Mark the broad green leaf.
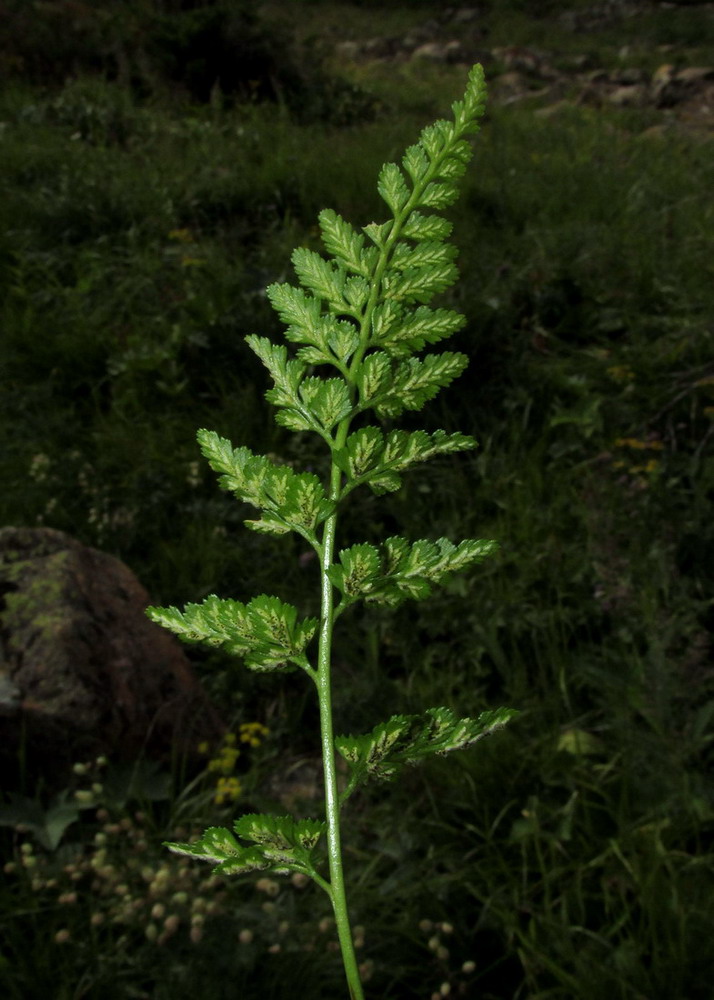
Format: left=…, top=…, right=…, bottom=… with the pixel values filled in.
left=0, top=793, right=80, bottom=852
left=336, top=706, right=519, bottom=785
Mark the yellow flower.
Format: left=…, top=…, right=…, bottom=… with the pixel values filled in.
left=239, top=722, right=269, bottom=748
left=614, top=437, right=649, bottom=450
left=614, top=437, right=664, bottom=453
left=208, top=746, right=240, bottom=774
left=606, top=365, right=635, bottom=383
left=214, top=777, right=242, bottom=805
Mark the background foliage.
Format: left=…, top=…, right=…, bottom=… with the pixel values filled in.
left=1, top=1, right=713, bottom=997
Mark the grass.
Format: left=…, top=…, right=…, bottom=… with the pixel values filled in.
left=1, top=4, right=714, bottom=996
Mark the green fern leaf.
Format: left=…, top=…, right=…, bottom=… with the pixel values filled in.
left=318, top=208, right=377, bottom=277
left=327, top=543, right=381, bottom=597
left=383, top=262, right=459, bottom=304
left=418, top=181, right=460, bottom=210
left=372, top=352, right=469, bottom=417
left=400, top=212, right=453, bottom=242
left=375, top=305, right=465, bottom=357
left=363, top=220, right=393, bottom=248
left=355, top=352, right=393, bottom=406
left=292, top=247, right=347, bottom=311
left=334, top=427, right=476, bottom=497
left=164, top=826, right=243, bottom=864
left=234, top=813, right=326, bottom=851
left=165, top=814, right=326, bottom=878
left=146, top=593, right=318, bottom=671
left=336, top=706, right=519, bottom=785
left=390, top=241, right=458, bottom=273
left=299, top=377, right=353, bottom=430
left=344, top=275, right=371, bottom=311
left=266, top=283, right=322, bottom=344
left=377, top=161, right=411, bottom=214
left=329, top=535, right=498, bottom=608
left=401, top=143, right=429, bottom=184
left=197, top=429, right=332, bottom=537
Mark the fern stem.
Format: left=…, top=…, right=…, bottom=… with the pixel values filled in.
left=317, top=451, right=365, bottom=1000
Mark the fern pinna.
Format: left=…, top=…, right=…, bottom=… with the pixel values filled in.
left=148, top=65, right=517, bottom=999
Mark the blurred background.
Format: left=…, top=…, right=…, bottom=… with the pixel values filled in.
left=1, top=1, right=713, bottom=997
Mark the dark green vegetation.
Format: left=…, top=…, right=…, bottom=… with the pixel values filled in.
left=1, top=2, right=713, bottom=998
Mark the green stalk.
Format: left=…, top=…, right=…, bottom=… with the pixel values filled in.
left=316, top=448, right=365, bottom=1000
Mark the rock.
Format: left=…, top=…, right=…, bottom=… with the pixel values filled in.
left=649, top=62, right=713, bottom=108
left=608, top=84, right=648, bottom=107
left=334, top=40, right=360, bottom=61
left=560, top=2, right=646, bottom=33
left=614, top=67, right=648, bottom=85
left=675, top=66, right=714, bottom=85
left=534, top=100, right=577, bottom=118
left=490, top=70, right=530, bottom=98
left=411, top=40, right=465, bottom=64
left=490, top=71, right=556, bottom=106
left=652, top=63, right=676, bottom=83
left=637, top=124, right=669, bottom=140
left=492, top=45, right=558, bottom=79
left=401, top=20, right=442, bottom=50
left=562, top=53, right=597, bottom=72
left=650, top=64, right=678, bottom=106
left=0, top=527, right=224, bottom=787
left=585, top=68, right=611, bottom=84
left=361, top=36, right=399, bottom=59
left=449, top=7, right=483, bottom=25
